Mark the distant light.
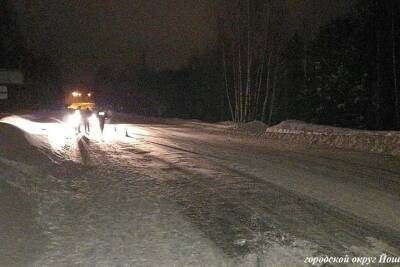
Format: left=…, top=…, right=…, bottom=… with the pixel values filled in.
left=88, top=93, right=92, bottom=97
left=72, top=91, right=80, bottom=97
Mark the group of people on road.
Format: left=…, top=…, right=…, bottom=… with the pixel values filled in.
left=75, top=107, right=108, bottom=134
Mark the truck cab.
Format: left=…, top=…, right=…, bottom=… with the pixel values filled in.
left=65, top=90, right=96, bottom=111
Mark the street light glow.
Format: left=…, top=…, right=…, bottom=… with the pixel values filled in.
left=72, top=91, right=80, bottom=97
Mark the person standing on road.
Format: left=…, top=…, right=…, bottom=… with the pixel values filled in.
left=98, top=110, right=107, bottom=134
left=83, top=108, right=92, bottom=134
left=77, top=106, right=82, bottom=133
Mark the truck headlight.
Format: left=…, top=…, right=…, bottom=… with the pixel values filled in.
left=67, top=110, right=81, bottom=127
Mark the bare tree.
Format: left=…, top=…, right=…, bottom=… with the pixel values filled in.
left=222, top=45, right=234, bottom=121
left=218, top=0, right=289, bottom=123
left=218, top=0, right=349, bottom=124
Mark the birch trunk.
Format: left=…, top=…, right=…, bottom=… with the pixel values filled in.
left=261, top=52, right=273, bottom=122
left=254, top=63, right=264, bottom=120
left=268, top=64, right=279, bottom=125
left=222, top=45, right=234, bottom=121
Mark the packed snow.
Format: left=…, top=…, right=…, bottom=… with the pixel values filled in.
left=265, top=120, right=400, bottom=156
left=1, top=113, right=399, bottom=266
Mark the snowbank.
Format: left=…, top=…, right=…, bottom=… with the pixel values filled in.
left=111, top=112, right=166, bottom=124
left=232, top=121, right=269, bottom=136
left=0, top=113, right=11, bottom=119
left=0, top=115, right=78, bottom=165
left=265, top=120, right=400, bottom=156
left=0, top=122, right=51, bottom=165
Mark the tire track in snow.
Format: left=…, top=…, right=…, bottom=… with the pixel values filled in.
left=108, top=127, right=400, bottom=260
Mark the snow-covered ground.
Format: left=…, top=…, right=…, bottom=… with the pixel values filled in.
left=1, top=113, right=400, bottom=266
left=265, top=120, right=400, bottom=156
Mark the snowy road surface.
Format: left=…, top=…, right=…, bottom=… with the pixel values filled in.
left=0, top=114, right=400, bottom=266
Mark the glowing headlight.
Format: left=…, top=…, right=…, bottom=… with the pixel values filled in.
left=89, top=113, right=99, bottom=125
left=67, top=110, right=81, bottom=127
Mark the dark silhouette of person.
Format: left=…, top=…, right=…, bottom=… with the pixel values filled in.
left=77, top=106, right=82, bottom=133
left=83, top=108, right=92, bottom=134
left=98, top=110, right=107, bottom=133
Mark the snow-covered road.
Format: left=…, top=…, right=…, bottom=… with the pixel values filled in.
left=1, top=114, right=399, bottom=266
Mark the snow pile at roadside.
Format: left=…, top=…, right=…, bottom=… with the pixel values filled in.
left=0, top=115, right=78, bottom=165
left=265, top=120, right=400, bottom=156
left=0, top=122, right=52, bottom=165
left=234, top=121, right=269, bottom=135
left=111, top=112, right=165, bottom=124
left=0, top=113, right=11, bottom=119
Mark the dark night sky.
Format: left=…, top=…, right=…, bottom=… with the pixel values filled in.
left=12, top=0, right=350, bottom=88
left=13, top=0, right=218, bottom=87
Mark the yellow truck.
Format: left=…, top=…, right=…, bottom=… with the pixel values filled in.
left=65, top=90, right=96, bottom=111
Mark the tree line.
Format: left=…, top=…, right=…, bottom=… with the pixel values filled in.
left=217, top=0, right=400, bottom=129
left=93, top=51, right=226, bottom=121
left=2, top=0, right=399, bottom=130
left=95, top=0, right=399, bottom=130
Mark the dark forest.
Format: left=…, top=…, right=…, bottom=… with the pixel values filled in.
left=1, top=0, right=399, bottom=130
